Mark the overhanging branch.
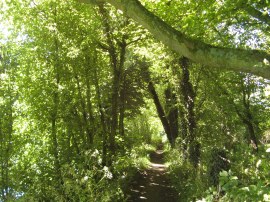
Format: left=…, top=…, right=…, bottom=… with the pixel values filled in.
left=78, top=0, right=270, bottom=79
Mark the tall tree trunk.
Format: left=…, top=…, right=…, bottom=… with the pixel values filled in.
left=85, top=53, right=95, bottom=142
left=179, top=108, right=188, bottom=157
left=93, top=64, right=108, bottom=166
left=171, top=63, right=188, bottom=156
left=110, top=39, right=127, bottom=157
left=119, top=82, right=126, bottom=137
left=99, top=5, right=127, bottom=162
left=143, top=63, right=175, bottom=146
left=74, top=108, right=87, bottom=146
left=51, top=7, right=65, bottom=195
left=243, top=118, right=258, bottom=151
left=179, top=57, right=200, bottom=167
left=51, top=65, right=64, bottom=196
left=74, top=75, right=93, bottom=146
left=99, top=5, right=118, bottom=157
left=110, top=68, right=120, bottom=154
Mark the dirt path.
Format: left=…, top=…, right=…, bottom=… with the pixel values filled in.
left=126, top=149, right=179, bottom=202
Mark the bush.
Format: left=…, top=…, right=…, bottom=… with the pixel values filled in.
left=166, top=148, right=206, bottom=201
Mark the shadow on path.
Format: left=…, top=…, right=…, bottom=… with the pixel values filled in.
left=126, top=147, right=179, bottom=202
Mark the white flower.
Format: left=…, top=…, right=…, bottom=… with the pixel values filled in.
left=91, top=149, right=99, bottom=158
left=263, top=58, right=269, bottom=66
left=105, top=171, right=113, bottom=179
left=98, top=158, right=102, bottom=165
left=83, top=176, right=88, bottom=181
left=103, top=166, right=113, bottom=179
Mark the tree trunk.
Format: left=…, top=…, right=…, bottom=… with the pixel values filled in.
left=99, top=5, right=118, bottom=158
left=99, top=5, right=128, bottom=162
left=110, top=69, right=120, bottom=154
left=85, top=53, right=95, bottom=142
left=148, top=81, right=174, bottom=146
left=164, top=86, right=179, bottom=144
left=51, top=74, right=64, bottom=196
left=179, top=57, right=200, bottom=167
left=51, top=7, right=65, bottom=195
left=241, top=79, right=259, bottom=151
left=93, top=64, right=108, bottom=166
left=243, top=118, right=258, bottom=151
left=75, top=75, right=93, bottom=146
left=119, top=85, right=126, bottom=137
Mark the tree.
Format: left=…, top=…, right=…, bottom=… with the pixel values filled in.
left=79, top=0, right=270, bottom=79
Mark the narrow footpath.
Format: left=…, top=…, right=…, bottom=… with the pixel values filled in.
left=126, top=147, right=179, bottom=202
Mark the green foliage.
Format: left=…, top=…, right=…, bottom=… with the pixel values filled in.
left=1, top=0, right=270, bottom=201
left=199, top=146, right=270, bottom=202
left=16, top=148, right=123, bottom=202
left=124, top=105, right=164, bottom=147
left=200, top=170, right=270, bottom=202
left=166, top=148, right=206, bottom=201
left=207, top=148, right=230, bottom=186
left=125, top=114, right=153, bottom=145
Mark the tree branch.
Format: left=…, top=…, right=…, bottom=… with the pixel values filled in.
left=78, top=0, right=270, bottom=79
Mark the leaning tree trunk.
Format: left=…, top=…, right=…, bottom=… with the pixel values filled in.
left=164, top=86, right=179, bottom=145
left=148, top=81, right=174, bottom=146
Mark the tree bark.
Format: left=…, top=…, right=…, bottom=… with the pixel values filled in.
left=93, top=63, right=108, bottom=166
left=79, top=0, right=270, bottom=79
left=74, top=75, right=93, bottom=145
left=180, top=57, right=200, bottom=167
left=84, top=53, right=95, bottom=142
left=51, top=69, right=64, bottom=197
left=119, top=84, right=126, bottom=137
left=148, top=81, right=174, bottom=146
left=180, top=58, right=196, bottom=139
left=241, top=77, right=259, bottom=151
left=93, top=65, right=109, bottom=166
left=164, top=86, right=179, bottom=145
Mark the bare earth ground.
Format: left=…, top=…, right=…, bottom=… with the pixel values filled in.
left=126, top=149, right=179, bottom=202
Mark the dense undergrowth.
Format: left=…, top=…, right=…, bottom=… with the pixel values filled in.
left=16, top=143, right=155, bottom=202
left=9, top=112, right=159, bottom=202
left=166, top=143, right=270, bottom=202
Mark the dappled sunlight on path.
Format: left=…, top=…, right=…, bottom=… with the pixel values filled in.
left=126, top=149, right=179, bottom=202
